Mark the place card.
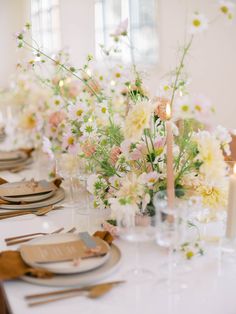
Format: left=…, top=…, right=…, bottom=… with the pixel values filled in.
left=0, top=180, right=57, bottom=197
left=79, top=232, right=97, bottom=248
left=20, top=237, right=108, bottom=263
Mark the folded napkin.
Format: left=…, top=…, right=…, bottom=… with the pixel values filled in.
left=18, top=148, right=34, bottom=158
left=0, top=231, right=113, bottom=281
left=93, top=231, right=114, bottom=246
left=0, top=178, right=8, bottom=186
left=0, top=251, right=53, bottom=280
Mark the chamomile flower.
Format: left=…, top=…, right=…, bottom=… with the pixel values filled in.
left=80, top=121, right=97, bottom=137
left=68, top=102, right=87, bottom=121
left=189, top=13, right=208, bottom=34
left=62, top=130, right=78, bottom=154
left=174, top=96, right=193, bottom=120
left=219, top=1, right=235, bottom=19
left=192, top=94, right=214, bottom=124
left=97, top=101, right=109, bottom=114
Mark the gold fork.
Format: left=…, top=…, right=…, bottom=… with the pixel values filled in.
left=0, top=205, right=63, bottom=220
left=5, top=227, right=76, bottom=246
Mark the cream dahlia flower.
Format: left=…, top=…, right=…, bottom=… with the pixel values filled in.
left=124, top=101, right=153, bottom=141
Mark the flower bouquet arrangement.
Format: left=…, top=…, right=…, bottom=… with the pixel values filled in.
left=14, top=2, right=234, bottom=226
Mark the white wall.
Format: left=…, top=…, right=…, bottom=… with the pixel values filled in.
left=60, top=0, right=95, bottom=67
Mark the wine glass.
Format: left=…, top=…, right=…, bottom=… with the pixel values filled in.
left=116, top=208, right=157, bottom=283
left=153, top=189, right=201, bottom=290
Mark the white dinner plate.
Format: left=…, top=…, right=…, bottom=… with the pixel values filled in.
left=0, top=187, right=65, bottom=210
left=21, top=244, right=121, bottom=287
left=1, top=190, right=55, bottom=203
left=20, top=233, right=111, bottom=274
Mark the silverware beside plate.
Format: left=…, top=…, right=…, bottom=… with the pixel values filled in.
left=25, top=280, right=125, bottom=307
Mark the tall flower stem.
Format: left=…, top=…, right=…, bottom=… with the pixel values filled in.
left=21, top=39, right=102, bottom=102
left=169, top=36, right=194, bottom=109
left=144, top=130, right=154, bottom=171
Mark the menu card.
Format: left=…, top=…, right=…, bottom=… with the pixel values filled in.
left=0, top=180, right=57, bottom=197
left=20, top=237, right=109, bottom=263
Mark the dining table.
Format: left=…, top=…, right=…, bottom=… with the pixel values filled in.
left=0, top=153, right=236, bottom=314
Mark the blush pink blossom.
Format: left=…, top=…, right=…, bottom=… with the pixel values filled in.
left=81, top=141, right=96, bottom=157
left=67, top=81, right=80, bottom=98
left=130, top=142, right=147, bottom=161
left=154, top=138, right=165, bottom=149
left=49, top=111, right=66, bottom=127
left=109, top=146, right=121, bottom=165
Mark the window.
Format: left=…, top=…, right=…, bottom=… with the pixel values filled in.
left=31, top=0, right=61, bottom=54
left=95, top=0, right=159, bottom=64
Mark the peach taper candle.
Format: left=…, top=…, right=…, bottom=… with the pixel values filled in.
left=226, top=163, right=236, bottom=239
left=166, top=103, right=175, bottom=208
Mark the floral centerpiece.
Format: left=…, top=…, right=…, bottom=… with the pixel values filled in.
left=14, top=2, right=234, bottom=223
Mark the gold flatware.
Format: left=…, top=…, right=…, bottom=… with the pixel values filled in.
left=5, top=227, right=65, bottom=242
left=6, top=227, right=76, bottom=246
left=25, top=281, right=125, bottom=307
left=0, top=205, right=64, bottom=220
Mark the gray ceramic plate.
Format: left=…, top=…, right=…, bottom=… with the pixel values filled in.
left=0, top=188, right=65, bottom=210
left=1, top=190, right=55, bottom=203
left=21, top=244, right=121, bottom=287
left=20, top=233, right=111, bottom=274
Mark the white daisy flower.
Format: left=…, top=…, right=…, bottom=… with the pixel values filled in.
left=80, top=121, right=97, bottom=137
left=173, top=96, right=193, bottom=120
left=95, top=101, right=109, bottom=117
left=219, top=1, right=235, bottom=19
left=68, top=102, right=87, bottom=121
left=189, top=13, right=208, bottom=34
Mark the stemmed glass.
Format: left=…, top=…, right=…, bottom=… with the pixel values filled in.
left=116, top=209, right=157, bottom=283
left=55, top=152, right=79, bottom=207
left=153, top=189, right=201, bottom=290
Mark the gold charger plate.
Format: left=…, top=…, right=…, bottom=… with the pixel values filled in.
left=21, top=244, right=121, bottom=287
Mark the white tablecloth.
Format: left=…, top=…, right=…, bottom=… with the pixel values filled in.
left=1, top=161, right=236, bottom=314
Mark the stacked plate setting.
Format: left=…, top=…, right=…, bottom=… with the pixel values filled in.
left=0, top=179, right=65, bottom=210
left=0, top=128, right=6, bottom=143
left=0, top=150, right=32, bottom=171
left=20, top=233, right=121, bottom=287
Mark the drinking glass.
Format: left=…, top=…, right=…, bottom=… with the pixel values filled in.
left=153, top=189, right=201, bottom=290
left=117, top=209, right=157, bottom=283
left=55, top=153, right=79, bottom=207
